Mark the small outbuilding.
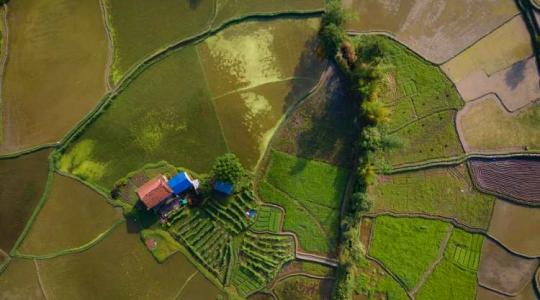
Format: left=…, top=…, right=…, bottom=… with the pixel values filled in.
left=167, top=172, right=199, bottom=195
left=137, top=175, right=173, bottom=210
left=214, top=181, right=234, bottom=196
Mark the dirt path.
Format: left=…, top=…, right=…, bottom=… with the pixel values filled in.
left=295, top=252, right=338, bottom=268
left=33, top=259, right=49, bottom=300
left=98, top=0, right=114, bottom=91
left=410, top=225, right=453, bottom=296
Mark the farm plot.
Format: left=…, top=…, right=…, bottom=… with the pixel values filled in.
left=488, top=200, right=540, bottom=257
left=353, top=35, right=464, bottom=165
left=442, top=15, right=532, bottom=83
left=257, top=181, right=338, bottom=255
left=251, top=205, right=282, bottom=233
left=368, top=216, right=451, bottom=291
left=477, top=283, right=538, bottom=300
left=0, top=259, right=45, bottom=299
left=0, top=0, right=108, bottom=153
left=272, top=66, right=357, bottom=167
left=36, top=221, right=221, bottom=299
left=18, top=174, right=122, bottom=255
left=105, top=0, right=214, bottom=82
left=59, top=47, right=227, bottom=189
left=416, top=229, right=483, bottom=300
left=0, top=149, right=50, bottom=252
left=273, top=275, right=334, bottom=300
left=213, top=79, right=316, bottom=168
left=344, top=0, right=518, bottom=64
left=212, top=0, right=324, bottom=29
left=257, top=150, right=348, bottom=256
left=455, top=57, right=540, bottom=112
left=198, top=17, right=323, bottom=97
left=469, top=158, right=540, bottom=204
left=354, top=256, right=409, bottom=300
left=458, top=97, right=540, bottom=153
left=231, top=231, right=294, bottom=297
left=370, top=165, right=495, bottom=229
left=478, top=239, right=539, bottom=296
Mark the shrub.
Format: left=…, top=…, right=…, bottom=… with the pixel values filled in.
left=320, top=23, right=345, bottom=58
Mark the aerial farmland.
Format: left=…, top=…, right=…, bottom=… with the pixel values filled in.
left=1, top=0, right=539, bottom=299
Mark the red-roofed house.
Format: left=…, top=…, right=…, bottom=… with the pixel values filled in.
left=137, top=175, right=173, bottom=210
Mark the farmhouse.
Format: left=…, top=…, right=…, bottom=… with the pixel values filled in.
left=136, top=171, right=199, bottom=210
left=136, top=175, right=173, bottom=210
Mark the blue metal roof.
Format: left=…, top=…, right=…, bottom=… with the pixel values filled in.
left=214, top=181, right=234, bottom=195
left=167, top=172, right=193, bottom=195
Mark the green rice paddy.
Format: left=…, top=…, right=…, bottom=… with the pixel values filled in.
left=370, top=165, right=495, bottom=229
left=105, top=0, right=215, bottom=82
left=0, top=0, right=108, bottom=153
left=0, top=149, right=50, bottom=252
left=60, top=46, right=227, bottom=189
left=368, top=216, right=450, bottom=290
left=18, top=174, right=122, bottom=255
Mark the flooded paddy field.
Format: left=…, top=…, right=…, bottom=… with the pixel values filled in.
left=458, top=97, right=540, bottom=153
left=0, top=258, right=45, bottom=299
left=478, top=239, right=539, bottom=296
left=0, top=149, right=50, bottom=252
left=60, top=46, right=227, bottom=189
left=18, top=174, right=123, bottom=255
left=0, top=0, right=108, bottom=153
left=36, top=221, right=222, bottom=299
left=469, top=158, right=540, bottom=204
left=488, top=200, right=540, bottom=257
left=343, top=0, right=518, bottom=63
left=106, top=0, right=214, bottom=81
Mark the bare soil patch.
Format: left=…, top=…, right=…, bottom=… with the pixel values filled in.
left=477, top=283, right=538, bottom=300
left=456, top=57, right=540, bottom=112
left=344, top=0, right=518, bottom=63
left=478, top=239, right=539, bottom=296
left=470, top=158, right=540, bottom=204
left=488, top=200, right=540, bottom=257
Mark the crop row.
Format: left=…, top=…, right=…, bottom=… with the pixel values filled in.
left=445, top=233, right=483, bottom=271
left=204, top=189, right=256, bottom=234
left=167, top=208, right=232, bottom=282
left=251, top=206, right=281, bottom=232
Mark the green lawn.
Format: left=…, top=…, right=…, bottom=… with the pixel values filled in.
left=416, top=229, right=483, bottom=300
left=368, top=216, right=451, bottom=290
left=59, top=46, right=227, bottom=189
left=140, top=229, right=181, bottom=263
left=370, top=165, right=495, bottom=229
left=106, top=0, right=214, bottom=82
left=353, top=35, right=464, bottom=165
left=301, top=261, right=335, bottom=277
left=265, top=150, right=349, bottom=209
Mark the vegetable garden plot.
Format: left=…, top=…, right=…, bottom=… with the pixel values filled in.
left=252, top=206, right=282, bottom=233
left=469, top=158, right=540, bottom=204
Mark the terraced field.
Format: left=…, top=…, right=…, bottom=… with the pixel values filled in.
left=0, top=0, right=108, bottom=153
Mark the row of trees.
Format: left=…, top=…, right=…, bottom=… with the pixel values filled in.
left=318, top=2, right=401, bottom=299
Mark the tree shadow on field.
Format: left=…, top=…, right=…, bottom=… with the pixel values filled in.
left=188, top=0, right=201, bottom=9
left=505, top=59, right=527, bottom=90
